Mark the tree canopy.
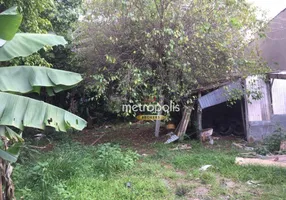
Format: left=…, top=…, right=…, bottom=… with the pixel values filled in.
left=0, top=0, right=83, bottom=67
left=77, top=0, right=268, bottom=111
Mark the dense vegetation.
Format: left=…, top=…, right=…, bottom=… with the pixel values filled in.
left=77, top=0, right=269, bottom=116
left=0, top=0, right=284, bottom=199
left=0, top=4, right=86, bottom=199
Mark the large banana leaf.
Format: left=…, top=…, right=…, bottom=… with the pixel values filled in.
left=0, top=33, right=67, bottom=61
left=0, top=92, right=87, bottom=132
left=0, top=126, right=22, bottom=163
left=0, top=6, right=22, bottom=41
left=0, top=66, right=82, bottom=95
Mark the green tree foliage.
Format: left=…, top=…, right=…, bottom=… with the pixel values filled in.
left=0, top=7, right=86, bottom=199
left=0, top=0, right=54, bottom=66
left=0, top=0, right=83, bottom=67
left=0, top=6, right=87, bottom=158
left=0, top=0, right=52, bottom=33
left=41, top=0, right=85, bottom=77
left=77, top=0, right=269, bottom=112
left=44, top=0, right=83, bottom=38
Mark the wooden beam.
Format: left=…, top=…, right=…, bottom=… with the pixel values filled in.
left=176, top=106, right=193, bottom=141
left=197, top=91, right=202, bottom=135
left=268, top=73, right=286, bottom=79
left=236, top=157, right=286, bottom=168
left=243, top=79, right=250, bottom=141
left=265, top=79, right=273, bottom=116
left=240, top=98, right=247, bottom=138
left=191, top=81, right=232, bottom=93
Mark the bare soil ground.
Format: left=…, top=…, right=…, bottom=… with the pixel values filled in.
left=73, top=122, right=242, bottom=152
left=73, top=123, right=168, bottom=154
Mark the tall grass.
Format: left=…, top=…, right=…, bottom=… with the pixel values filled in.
left=13, top=139, right=286, bottom=199
left=12, top=142, right=157, bottom=200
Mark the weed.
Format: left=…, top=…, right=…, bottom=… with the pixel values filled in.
left=175, top=185, right=189, bottom=197
left=255, top=127, right=286, bottom=154
left=264, top=127, right=286, bottom=152
left=200, top=172, right=216, bottom=185
left=17, top=142, right=41, bottom=163
left=95, top=143, right=139, bottom=176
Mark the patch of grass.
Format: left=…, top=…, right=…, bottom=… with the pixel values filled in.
left=66, top=176, right=170, bottom=200
left=151, top=141, right=286, bottom=185
left=162, top=170, right=181, bottom=180
left=12, top=137, right=286, bottom=200
left=95, top=143, right=139, bottom=176
left=261, top=184, right=286, bottom=200
left=129, top=162, right=163, bottom=177
left=13, top=142, right=143, bottom=199
left=200, top=172, right=216, bottom=185
left=151, top=140, right=286, bottom=199
left=13, top=143, right=96, bottom=199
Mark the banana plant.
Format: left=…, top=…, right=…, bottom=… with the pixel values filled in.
left=0, top=6, right=87, bottom=200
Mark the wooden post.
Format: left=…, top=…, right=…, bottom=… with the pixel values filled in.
left=197, top=91, right=202, bottom=135
left=154, top=95, right=164, bottom=137
left=266, top=78, right=273, bottom=116
left=175, top=105, right=193, bottom=141
left=243, top=79, right=250, bottom=140
left=240, top=99, right=246, bottom=137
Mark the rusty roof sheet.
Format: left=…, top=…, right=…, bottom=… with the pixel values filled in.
left=198, top=81, right=242, bottom=109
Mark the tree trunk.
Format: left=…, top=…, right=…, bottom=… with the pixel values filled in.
left=155, top=95, right=164, bottom=137
left=175, top=105, right=193, bottom=141
left=5, top=163, right=15, bottom=200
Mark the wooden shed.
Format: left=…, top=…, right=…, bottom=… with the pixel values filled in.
left=198, top=9, right=286, bottom=142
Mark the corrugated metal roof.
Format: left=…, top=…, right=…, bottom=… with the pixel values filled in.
left=269, top=71, right=286, bottom=79
left=198, top=81, right=242, bottom=109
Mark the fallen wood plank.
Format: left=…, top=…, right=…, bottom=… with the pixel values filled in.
left=29, top=145, right=49, bottom=149
left=232, top=142, right=244, bottom=149
left=239, top=152, right=258, bottom=158
left=170, top=144, right=192, bottom=151
left=260, top=155, right=286, bottom=162
left=235, top=157, right=286, bottom=168
left=171, top=147, right=192, bottom=151
left=175, top=106, right=193, bottom=141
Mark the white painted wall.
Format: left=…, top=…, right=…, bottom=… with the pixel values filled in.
left=272, top=79, right=286, bottom=114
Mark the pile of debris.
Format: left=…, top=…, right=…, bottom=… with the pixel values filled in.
left=234, top=140, right=286, bottom=168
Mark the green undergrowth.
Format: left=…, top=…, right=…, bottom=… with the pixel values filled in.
left=13, top=138, right=286, bottom=199
left=13, top=142, right=161, bottom=200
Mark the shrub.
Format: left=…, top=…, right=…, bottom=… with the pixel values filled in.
left=95, top=143, right=139, bottom=176
left=175, top=185, right=189, bottom=197
left=255, top=127, right=286, bottom=154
